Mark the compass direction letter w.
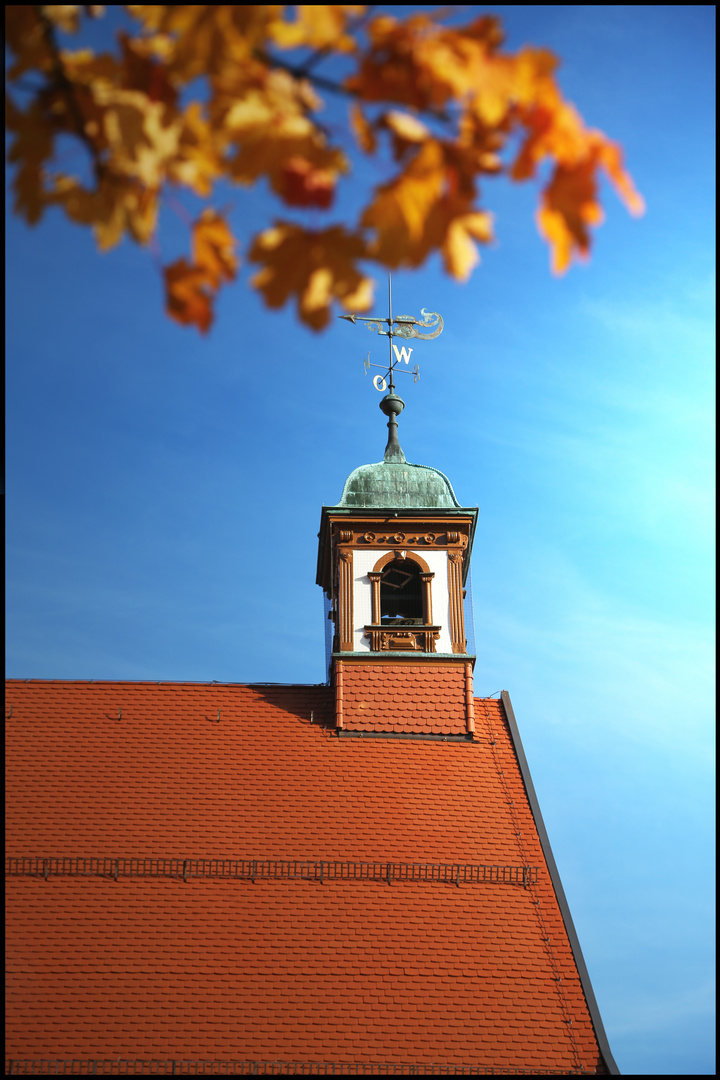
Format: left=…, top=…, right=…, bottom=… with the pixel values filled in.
left=392, top=344, right=414, bottom=365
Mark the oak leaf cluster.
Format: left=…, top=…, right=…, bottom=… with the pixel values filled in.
left=5, top=5, right=644, bottom=333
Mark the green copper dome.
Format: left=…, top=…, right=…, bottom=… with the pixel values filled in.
left=337, top=460, right=461, bottom=509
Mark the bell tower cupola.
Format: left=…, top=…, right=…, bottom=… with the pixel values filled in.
left=316, top=282, right=478, bottom=737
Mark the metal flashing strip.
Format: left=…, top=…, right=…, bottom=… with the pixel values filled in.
left=4, top=1063, right=598, bottom=1076
left=500, top=691, right=620, bottom=1077
left=6, top=856, right=537, bottom=887
left=338, top=730, right=473, bottom=742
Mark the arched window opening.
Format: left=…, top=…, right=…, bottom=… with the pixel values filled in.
left=380, top=559, right=423, bottom=624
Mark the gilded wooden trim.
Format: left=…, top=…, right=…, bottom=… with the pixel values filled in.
left=367, top=571, right=382, bottom=625
left=371, top=549, right=432, bottom=574
left=363, top=626, right=441, bottom=653
left=447, top=550, right=466, bottom=653
left=338, top=550, right=354, bottom=651
left=420, top=572, right=434, bottom=625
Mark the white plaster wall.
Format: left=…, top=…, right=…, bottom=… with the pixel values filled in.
left=352, top=548, right=452, bottom=652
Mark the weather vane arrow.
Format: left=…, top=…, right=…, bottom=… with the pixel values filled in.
left=338, top=309, right=444, bottom=341
left=338, top=273, right=444, bottom=464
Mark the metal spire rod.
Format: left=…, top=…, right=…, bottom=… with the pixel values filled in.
left=388, top=272, right=394, bottom=392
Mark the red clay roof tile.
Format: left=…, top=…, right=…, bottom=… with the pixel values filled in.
left=6, top=678, right=607, bottom=1074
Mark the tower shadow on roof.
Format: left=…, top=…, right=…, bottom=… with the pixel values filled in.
left=247, top=683, right=335, bottom=729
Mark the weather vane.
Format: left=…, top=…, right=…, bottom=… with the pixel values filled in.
left=338, top=274, right=444, bottom=464
left=338, top=273, right=443, bottom=395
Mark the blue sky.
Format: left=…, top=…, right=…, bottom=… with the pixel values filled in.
left=5, top=5, right=715, bottom=1075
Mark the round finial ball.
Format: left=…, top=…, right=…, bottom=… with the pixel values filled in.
left=379, top=393, right=405, bottom=418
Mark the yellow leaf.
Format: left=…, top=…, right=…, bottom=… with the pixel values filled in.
left=349, top=104, right=376, bottom=154
left=361, top=140, right=446, bottom=265
left=219, top=72, right=347, bottom=202
left=442, top=210, right=494, bottom=280
left=50, top=172, right=158, bottom=248
left=168, top=102, right=221, bottom=198
left=384, top=110, right=430, bottom=143
left=249, top=222, right=372, bottom=330
left=42, top=6, right=81, bottom=34
left=269, top=5, right=365, bottom=53
left=381, top=109, right=432, bottom=162
left=192, top=209, right=238, bottom=289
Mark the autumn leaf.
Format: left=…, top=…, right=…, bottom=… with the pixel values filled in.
left=163, top=210, right=237, bottom=333
left=164, top=257, right=214, bottom=334
left=167, top=102, right=222, bottom=198
left=50, top=173, right=158, bottom=248
left=5, top=4, right=644, bottom=330
left=192, top=209, right=238, bottom=289
left=361, top=140, right=447, bottom=266
left=5, top=7, right=55, bottom=79
left=217, top=69, right=347, bottom=203
left=441, top=207, right=494, bottom=280
left=42, top=6, right=83, bottom=34
left=381, top=109, right=431, bottom=161
left=269, top=5, right=366, bottom=53
left=249, top=223, right=373, bottom=330
left=349, top=103, right=376, bottom=154
left=5, top=94, right=56, bottom=224
left=278, top=156, right=335, bottom=208
left=536, top=136, right=643, bottom=274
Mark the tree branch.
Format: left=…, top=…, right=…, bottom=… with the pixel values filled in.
left=255, top=48, right=453, bottom=127
left=292, top=5, right=378, bottom=77
left=33, top=5, right=106, bottom=181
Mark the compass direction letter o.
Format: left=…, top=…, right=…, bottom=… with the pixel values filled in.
left=373, top=374, right=387, bottom=392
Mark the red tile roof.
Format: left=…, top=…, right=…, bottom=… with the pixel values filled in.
left=338, top=661, right=470, bottom=733
left=5, top=678, right=610, bottom=1074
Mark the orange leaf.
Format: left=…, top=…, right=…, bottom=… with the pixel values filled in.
left=219, top=70, right=347, bottom=202
left=192, top=209, right=238, bottom=289
left=441, top=209, right=494, bottom=280
left=597, top=139, right=645, bottom=216
left=361, top=139, right=447, bottom=266
left=269, top=5, right=365, bottom=53
left=42, top=6, right=82, bottom=34
left=249, top=222, right=372, bottom=330
left=5, top=95, right=56, bottom=225
left=537, top=158, right=603, bottom=274
left=5, top=7, right=54, bottom=79
left=164, top=257, right=214, bottom=334
left=279, top=156, right=336, bottom=208
left=349, top=103, right=376, bottom=154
